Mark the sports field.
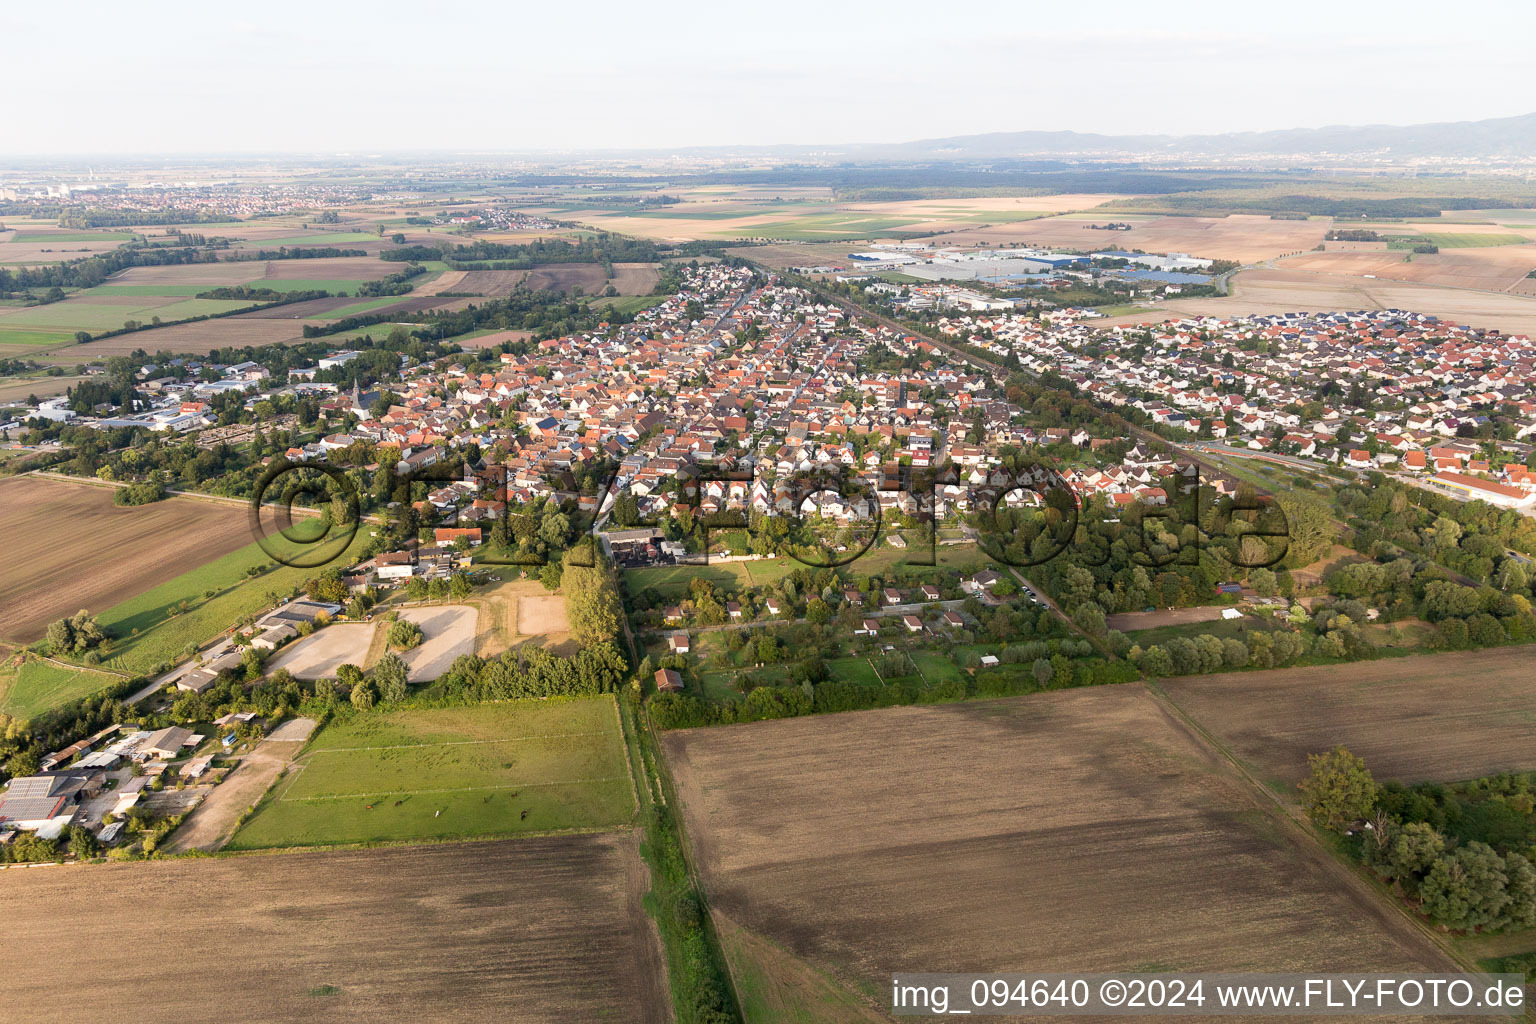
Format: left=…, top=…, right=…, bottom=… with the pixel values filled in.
left=227, top=698, right=635, bottom=849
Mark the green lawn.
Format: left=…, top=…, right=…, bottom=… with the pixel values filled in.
left=0, top=660, right=121, bottom=720
left=96, top=529, right=372, bottom=677
left=226, top=698, right=633, bottom=849
left=588, top=294, right=667, bottom=315
left=625, top=562, right=752, bottom=601
left=699, top=670, right=744, bottom=702
left=826, top=656, right=880, bottom=686
left=909, top=650, right=964, bottom=683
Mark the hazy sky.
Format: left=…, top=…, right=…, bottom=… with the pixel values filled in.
left=5, top=0, right=1533, bottom=155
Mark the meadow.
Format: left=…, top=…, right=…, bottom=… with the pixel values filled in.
left=0, top=658, right=122, bottom=721
left=96, top=529, right=373, bottom=677
left=227, top=697, right=635, bottom=849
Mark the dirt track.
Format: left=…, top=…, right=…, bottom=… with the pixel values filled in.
left=162, top=717, right=316, bottom=853
left=0, top=834, right=668, bottom=1023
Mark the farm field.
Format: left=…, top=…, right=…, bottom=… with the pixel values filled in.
left=0, top=836, right=668, bottom=1024
left=1281, top=245, right=1536, bottom=293
left=95, top=528, right=373, bottom=678
left=227, top=698, right=634, bottom=849
left=1159, top=267, right=1536, bottom=337
left=663, top=686, right=1462, bottom=1013
left=911, top=212, right=1330, bottom=262
left=1159, top=645, right=1536, bottom=790
left=61, top=316, right=309, bottom=354
left=0, top=476, right=252, bottom=646
left=0, top=657, right=121, bottom=721
left=543, top=193, right=1121, bottom=243
left=0, top=296, right=251, bottom=331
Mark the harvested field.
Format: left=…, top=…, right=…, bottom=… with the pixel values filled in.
left=912, top=213, right=1329, bottom=263
left=0, top=476, right=251, bottom=645
left=1159, top=268, right=1536, bottom=337
left=522, top=263, right=610, bottom=294
left=259, top=257, right=397, bottom=281
left=0, top=835, right=668, bottom=1024
left=105, top=263, right=264, bottom=288
left=454, top=328, right=532, bottom=350
left=162, top=717, right=317, bottom=854
left=449, top=269, right=527, bottom=296
left=1160, top=646, right=1536, bottom=788
left=664, top=686, right=1462, bottom=1011
left=266, top=623, right=378, bottom=680
left=609, top=262, right=661, bottom=294
left=23, top=316, right=311, bottom=356
left=1281, top=246, right=1536, bottom=293
left=237, top=295, right=361, bottom=318
left=397, top=604, right=477, bottom=681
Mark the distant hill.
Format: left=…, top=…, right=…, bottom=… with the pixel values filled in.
left=874, top=113, right=1536, bottom=161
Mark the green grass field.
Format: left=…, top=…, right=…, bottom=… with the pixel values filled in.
left=96, top=529, right=372, bottom=677
left=227, top=698, right=634, bottom=849
left=1394, top=232, right=1532, bottom=249
left=0, top=659, right=122, bottom=720
left=85, top=284, right=218, bottom=296
left=320, top=296, right=408, bottom=319
left=0, top=328, right=75, bottom=347
left=0, top=298, right=251, bottom=331
left=626, top=562, right=754, bottom=601
left=909, top=650, right=964, bottom=683
left=8, top=231, right=135, bottom=243
left=826, top=656, right=881, bottom=686
left=589, top=294, right=667, bottom=315
left=243, top=232, right=379, bottom=247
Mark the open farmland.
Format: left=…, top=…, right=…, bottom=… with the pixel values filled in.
left=663, top=686, right=1462, bottom=1017
left=912, top=212, right=1330, bottom=262
left=446, top=269, right=527, bottom=296
left=228, top=698, right=634, bottom=849
left=521, top=262, right=659, bottom=295
left=0, top=836, right=668, bottom=1024
left=0, top=476, right=252, bottom=646
left=1159, top=646, right=1536, bottom=789
left=1281, top=245, right=1536, bottom=293
left=1159, top=267, right=1536, bottom=337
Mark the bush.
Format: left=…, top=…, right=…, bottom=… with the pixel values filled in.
left=388, top=619, right=424, bottom=650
